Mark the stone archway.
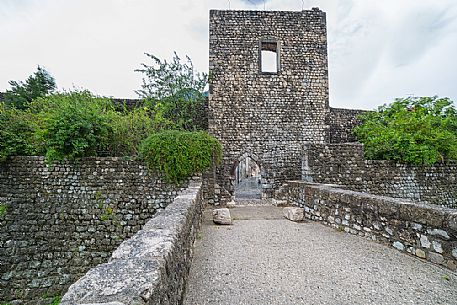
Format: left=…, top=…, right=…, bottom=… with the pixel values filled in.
left=233, top=153, right=262, bottom=199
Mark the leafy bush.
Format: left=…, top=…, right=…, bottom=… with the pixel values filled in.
left=0, top=103, right=38, bottom=162
left=3, top=66, right=56, bottom=110
left=108, top=103, right=174, bottom=156
left=31, top=91, right=115, bottom=162
left=139, top=130, right=222, bottom=183
left=354, top=96, right=457, bottom=165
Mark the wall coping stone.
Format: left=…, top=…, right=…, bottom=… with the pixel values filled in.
left=60, top=180, right=203, bottom=305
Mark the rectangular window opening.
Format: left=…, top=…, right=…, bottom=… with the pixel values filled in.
left=261, top=41, right=279, bottom=73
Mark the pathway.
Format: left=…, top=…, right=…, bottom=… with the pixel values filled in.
left=184, top=204, right=457, bottom=305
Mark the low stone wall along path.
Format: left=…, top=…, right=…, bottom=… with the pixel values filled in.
left=184, top=203, right=457, bottom=305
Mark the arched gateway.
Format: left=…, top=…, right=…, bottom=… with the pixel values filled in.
left=208, top=9, right=330, bottom=203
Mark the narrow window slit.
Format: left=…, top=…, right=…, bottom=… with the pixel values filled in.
left=260, top=41, right=279, bottom=73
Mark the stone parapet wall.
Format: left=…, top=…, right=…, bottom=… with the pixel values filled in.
left=302, top=143, right=457, bottom=208
left=61, top=180, right=204, bottom=305
left=0, top=157, right=188, bottom=304
left=284, top=181, right=457, bottom=270
left=326, top=107, right=367, bottom=143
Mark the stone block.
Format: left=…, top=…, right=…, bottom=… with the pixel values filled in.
left=415, top=249, right=426, bottom=259
left=283, top=207, right=304, bottom=222
left=377, top=199, right=398, bottom=218
left=393, top=241, right=405, bottom=251
left=446, top=213, right=457, bottom=233
left=428, top=252, right=444, bottom=265
left=213, top=208, right=232, bottom=225
left=428, top=229, right=450, bottom=240
left=399, top=203, right=446, bottom=227
left=362, top=197, right=378, bottom=213
left=432, top=241, right=443, bottom=254
left=447, top=260, right=457, bottom=271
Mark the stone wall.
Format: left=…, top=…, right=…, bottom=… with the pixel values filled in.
left=326, top=107, right=367, bottom=143
left=0, top=157, right=188, bottom=305
left=284, top=182, right=457, bottom=271
left=209, top=9, right=329, bottom=202
left=61, top=180, right=204, bottom=305
left=302, top=143, right=457, bottom=208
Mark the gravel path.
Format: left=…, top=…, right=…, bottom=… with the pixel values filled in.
left=184, top=206, right=457, bottom=305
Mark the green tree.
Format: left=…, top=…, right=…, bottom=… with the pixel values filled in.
left=136, top=52, right=208, bottom=130
left=354, top=96, right=457, bottom=165
left=3, top=66, right=56, bottom=110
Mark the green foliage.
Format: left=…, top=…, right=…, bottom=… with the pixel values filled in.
left=0, top=89, right=186, bottom=163
left=108, top=103, right=174, bottom=156
left=136, top=52, right=207, bottom=99
left=100, top=206, right=114, bottom=221
left=0, top=204, right=6, bottom=217
left=144, top=91, right=207, bottom=131
left=354, top=96, right=457, bottom=165
left=50, top=298, right=60, bottom=305
left=3, top=66, right=56, bottom=110
left=139, top=130, right=222, bottom=183
left=0, top=103, right=38, bottom=162
left=31, top=91, right=115, bottom=162
left=47, top=295, right=61, bottom=305
left=136, top=52, right=208, bottom=130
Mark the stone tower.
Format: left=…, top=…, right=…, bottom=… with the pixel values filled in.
left=209, top=8, right=329, bottom=201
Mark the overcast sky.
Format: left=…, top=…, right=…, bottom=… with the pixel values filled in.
left=1, top=0, right=456, bottom=110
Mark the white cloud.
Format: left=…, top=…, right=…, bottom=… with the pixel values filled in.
left=0, top=0, right=456, bottom=109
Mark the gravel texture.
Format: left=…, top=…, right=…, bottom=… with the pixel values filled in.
left=184, top=206, right=457, bottom=305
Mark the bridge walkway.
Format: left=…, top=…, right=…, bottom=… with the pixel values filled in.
left=184, top=204, right=457, bottom=305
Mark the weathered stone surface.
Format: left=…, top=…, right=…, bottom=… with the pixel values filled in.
left=300, top=143, right=457, bottom=209
left=81, top=303, right=125, bottom=305
left=61, top=180, right=204, bottom=305
left=209, top=9, right=330, bottom=203
left=284, top=182, right=457, bottom=270
left=420, top=235, right=431, bottom=248
left=213, top=208, right=232, bottom=225
left=432, top=241, right=443, bottom=253
left=448, top=260, right=457, bottom=271
left=283, top=207, right=304, bottom=222
left=393, top=241, right=405, bottom=251
left=452, top=248, right=457, bottom=259
left=399, top=203, right=447, bottom=227
left=0, top=157, right=190, bottom=305
left=415, top=249, right=426, bottom=259
left=327, top=108, right=366, bottom=144
left=428, top=229, right=450, bottom=240
left=448, top=213, right=457, bottom=232
left=428, top=252, right=445, bottom=265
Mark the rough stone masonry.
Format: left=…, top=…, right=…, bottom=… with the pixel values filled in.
left=0, top=157, right=188, bottom=305
left=209, top=9, right=330, bottom=202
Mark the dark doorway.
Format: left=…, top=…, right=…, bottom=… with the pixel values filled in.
left=234, top=156, right=261, bottom=199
